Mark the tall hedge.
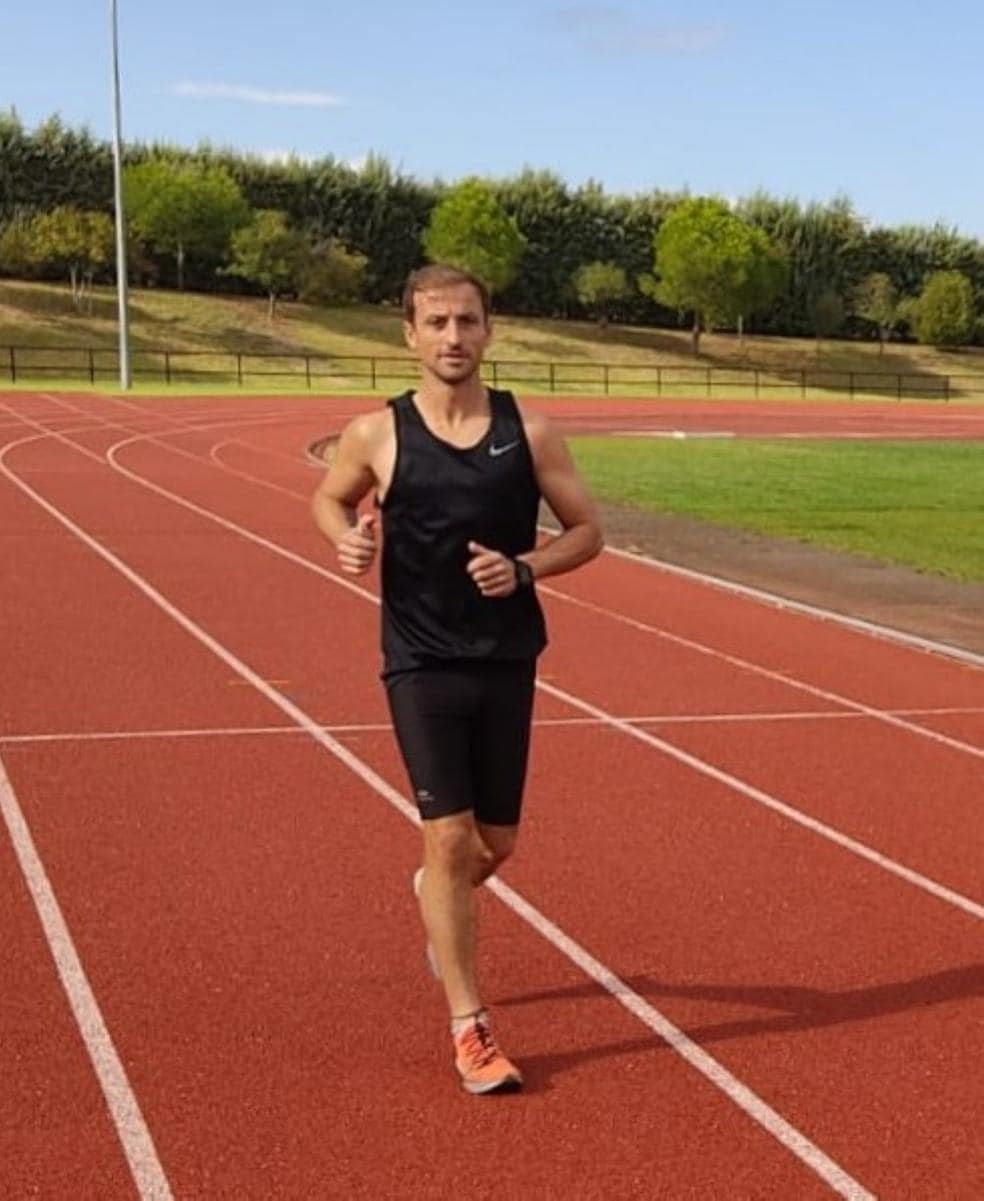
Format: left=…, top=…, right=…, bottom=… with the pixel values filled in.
left=2, top=110, right=982, bottom=340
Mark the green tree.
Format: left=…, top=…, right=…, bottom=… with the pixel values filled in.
left=0, top=215, right=39, bottom=277
left=853, top=272, right=899, bottom=353
left=422, top=178, right=526, bottom=294
left=29, top=206, right=114, bottom=309
left=652, top=197, right=784, bottom=355
left=125, top=159, right=248, bottom=290
left=732, top=243, right=788, bottom=349
left=296, top=239, right=368, bottom=306
left=224, top=210, right=306, bottom=319
left=809, top=288, right=845, bottom=349
left=573, top=260, right=629, bottom=325
left=910, top=270, right=976, bottom=347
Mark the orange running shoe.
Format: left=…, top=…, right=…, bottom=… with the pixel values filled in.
left=454, top=1013, right=523, bottom=1095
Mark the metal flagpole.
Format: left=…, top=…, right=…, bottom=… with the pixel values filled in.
left=110, top=0, right=131, bottom=389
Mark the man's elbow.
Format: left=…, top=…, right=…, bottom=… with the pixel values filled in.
left=583, top=519, right=605, bottom=563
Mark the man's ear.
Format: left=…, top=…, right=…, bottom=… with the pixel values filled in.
left=403, top=320, right=416, bottom=350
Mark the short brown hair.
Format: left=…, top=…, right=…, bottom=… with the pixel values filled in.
left=402, top=264, right=491, bottom=323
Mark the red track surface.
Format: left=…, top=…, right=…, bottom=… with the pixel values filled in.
left=1, top=391, right=982, bottom=1200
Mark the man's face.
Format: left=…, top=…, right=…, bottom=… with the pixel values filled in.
left=404, top=284, right=492, bottom=385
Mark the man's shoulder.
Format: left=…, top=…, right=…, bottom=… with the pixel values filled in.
left=512, top=400, right=553, bottom=445
left=342, top=405, right=395, bottom=446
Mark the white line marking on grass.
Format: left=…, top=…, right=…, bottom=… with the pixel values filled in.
left=536, top=584, right=984, bottom=762
left=0, top=755, right=174, bottom=1200
left=0, top=451, right=876, bottom=1201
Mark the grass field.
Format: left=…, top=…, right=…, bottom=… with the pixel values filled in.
left=3, top=280, right=984, bottom=400
left=569, top=438, right=984, bottom=582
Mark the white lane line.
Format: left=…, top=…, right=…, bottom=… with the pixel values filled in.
left=0, top=717, right=605, bottom=745
left=535, top=583, right=984, bottom=762
left=34, top=391, right=983, bottom=765
left=535, top=678, right=984, bottom=922
left=0, top=449, right=875, bottom=1201
left=0, top=756, right=173, bottom=1200
left=9, top=404, right=982, bottom=922
left=4, top=707, right=981, bottom=747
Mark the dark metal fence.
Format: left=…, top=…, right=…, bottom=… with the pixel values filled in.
left=3, top=344, right=981, bottom=400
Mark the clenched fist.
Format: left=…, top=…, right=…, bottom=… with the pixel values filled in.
left=337, top=513, right=377, bottom=575
left=466, top=540, right=518, bottom=598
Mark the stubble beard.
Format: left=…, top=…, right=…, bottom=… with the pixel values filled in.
left=430, top=355, right=480, bottom=386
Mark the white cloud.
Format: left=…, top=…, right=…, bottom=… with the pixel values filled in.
left=543, top=5, right=725, bottom=56
left=173, top=82, right=344, bottom=108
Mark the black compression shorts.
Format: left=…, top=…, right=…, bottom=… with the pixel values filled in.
left=384, top=659, right=536, bottom=825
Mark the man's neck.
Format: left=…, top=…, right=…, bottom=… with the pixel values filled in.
left=413, top=378, right=488, bottom=426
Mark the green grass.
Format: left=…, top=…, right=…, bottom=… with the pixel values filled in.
left=3, top=279, right=984, bottom=400
left=569, top=437, right=984, bottom=581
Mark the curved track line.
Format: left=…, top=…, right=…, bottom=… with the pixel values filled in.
left=41, top=389, right=980, bottom=669
left=0, top=442, right=875, bottom=1201
left=0, top=756, right=173, bottom=1200
left=31, top=393, right=980, bottom=762
left=5, top=402, right=980, bottom=925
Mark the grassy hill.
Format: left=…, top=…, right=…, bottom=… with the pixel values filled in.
left=2, top=279, right=983, bottom=398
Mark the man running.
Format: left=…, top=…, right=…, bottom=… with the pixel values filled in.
left=312, top=263, right=603, bottom=1093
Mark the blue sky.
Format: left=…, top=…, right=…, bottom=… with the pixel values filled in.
left=3, top=1, right=983, bottom=238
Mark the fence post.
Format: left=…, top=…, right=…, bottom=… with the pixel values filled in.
left=492, top=360, right=498, bottom=388
left=305, top=355, right=311, bottom=389
left=656, top=366, right=662, bottom=396
left=236, top=353, right=243, bottom=386
left=897, top=374, right=902, bottom=402
left=165, top=351, right=171, bottom=385
left=706, top=367, right=712, bottom=397
left=849, top=371, right=854, bottom=399
left=754, top=369, right=760, bottom=398
left=549, top=362, right=556, bottom=393
left=943, top=375, right=950, bottom=403
left=9, top=346, right=15, bottom=384
left=603, top=363, right=609, bottom=395
left=88, top=348, right=96, bottom=384
left=370, top=357, right=377, bottom=390
left=801, top=369, right=806, bottom=399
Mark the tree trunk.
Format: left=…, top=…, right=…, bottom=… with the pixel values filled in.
left=737, top=314, right=745, bottom=352
left=878, top=328, right=886, bottom=355
left=268, top=291, right=277, bottom=321
left=691, top=314, right=701, bottom=356
left=176, top=243, right=185, bottom=291
left=69, top=264, right=80, bottom=311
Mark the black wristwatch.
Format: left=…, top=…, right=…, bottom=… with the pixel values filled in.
left=513, top=558, right=535, bottom=590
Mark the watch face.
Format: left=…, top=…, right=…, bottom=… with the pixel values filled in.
left=516, top=559, right=533, bottom=588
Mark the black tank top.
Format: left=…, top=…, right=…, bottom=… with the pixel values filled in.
left=380, top=389, right=547, bottom=676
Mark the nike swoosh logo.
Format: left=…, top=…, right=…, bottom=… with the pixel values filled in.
left=489, top=440, right=520, bottom=457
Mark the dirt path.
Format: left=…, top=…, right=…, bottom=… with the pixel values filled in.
left=590, top=501, right=984, bottom=658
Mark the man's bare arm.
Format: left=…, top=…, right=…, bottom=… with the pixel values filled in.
left=311, top=414, right=381, bottom=574
left=522, top=413, right=604, bottom=580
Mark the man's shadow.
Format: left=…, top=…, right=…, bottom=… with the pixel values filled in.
left=497, top=962, right=984, bottom=1090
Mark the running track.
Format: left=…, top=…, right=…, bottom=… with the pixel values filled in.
left=1, top=391, right=982, bottom=1200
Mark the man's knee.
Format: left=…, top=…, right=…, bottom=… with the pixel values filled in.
left=477, top=824, right=518, bottom=875
left=423, top=813, right=476, bottom=876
